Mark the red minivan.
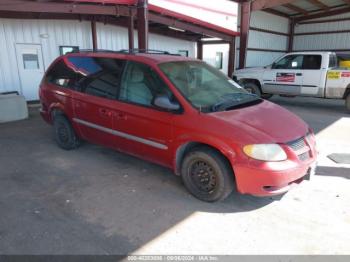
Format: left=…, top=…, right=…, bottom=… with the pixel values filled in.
left=39, top=50, right=317, bottom=202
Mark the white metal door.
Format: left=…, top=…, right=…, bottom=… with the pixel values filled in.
left=15, top=44, right=44, bottom=101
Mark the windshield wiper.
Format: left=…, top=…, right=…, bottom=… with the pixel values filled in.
left=211, top=93, right=260, bottom=112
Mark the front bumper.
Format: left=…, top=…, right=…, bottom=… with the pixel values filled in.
left=233, top=135, right=317, bottom=196
left=234, top=159, right=316, bottom=196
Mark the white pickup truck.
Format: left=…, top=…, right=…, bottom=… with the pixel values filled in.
left=233, top=51, right=350, bottom=111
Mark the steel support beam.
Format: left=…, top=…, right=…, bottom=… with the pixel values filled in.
left=91, top=18, right=98, bottom=51
left=239, top=1, right=251, bottom=69
left=0, top=0, right=132, bottom=16
left=137, top=0, right=148, bottom=50
left=228, top=37, right=236, bottom=77
left=288, top=19, right=295, bottom=52
left=128, top=9, right=135, bottom=50
left=197, top=41, right=203, bottom=60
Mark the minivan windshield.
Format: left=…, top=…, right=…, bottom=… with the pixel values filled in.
left=159, top=61, right=261, bottom=112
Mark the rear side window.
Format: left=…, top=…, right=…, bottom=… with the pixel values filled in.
left=45, top=59, right=83, bottom=89
left=46, top=56, right=125, bottom=100
left=302, top=55, right=322, bottom=70
left=82, top=58, right=125, bottom=99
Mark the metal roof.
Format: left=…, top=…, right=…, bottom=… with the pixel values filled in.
left=253, top=0, right=350, bottom=21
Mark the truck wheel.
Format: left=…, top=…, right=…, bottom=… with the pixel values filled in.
left=243, top=82, right=261, bottom=97
left=53, top=115, right=80, bottom=150
left=181, top=147, right=234, bottom=202
left=262, top=94, right=273, bottom=99
left=346, top=94, right=350, bottom=112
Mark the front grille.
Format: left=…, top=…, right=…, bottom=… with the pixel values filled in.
left=287, top=137, right=307, bottom=151
left=287, top=136, right=310, bottom=161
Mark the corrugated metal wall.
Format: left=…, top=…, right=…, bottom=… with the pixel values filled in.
left=203, top=11, right=289, bottom=73
left=0, top=19, right=92, bottom=94
left=293, top=13, right=350, bottom=51
left=0, top=19, right=196, bottom=97
left=96, top=23, right=196, bottom=57
left=245, top=11, right=289, bottom=67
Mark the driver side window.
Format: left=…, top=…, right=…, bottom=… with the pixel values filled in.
left=119, top=61, right=173, bottom=107
left=273, top=55, right=303, bottom=70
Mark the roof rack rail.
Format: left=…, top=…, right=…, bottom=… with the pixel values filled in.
left=73, top=49, right=125, bottom=54
left=66, top=48, right=181, bottom=56
left=119, top=49, right=169, bottom=54
left=119, top=49, right=181, bottom=56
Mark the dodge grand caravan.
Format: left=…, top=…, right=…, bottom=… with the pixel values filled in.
left=39, top=50, right=317, bottom=202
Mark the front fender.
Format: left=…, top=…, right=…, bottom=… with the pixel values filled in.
left=172, top=134, right=238, bottom=176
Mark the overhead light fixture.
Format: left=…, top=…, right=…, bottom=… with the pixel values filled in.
left=168, top=26, right=186, bottom=32
left=201, top=37, right=222, bottom=41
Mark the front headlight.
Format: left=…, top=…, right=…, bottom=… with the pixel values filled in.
left=243, top=144, right=287, bottom=161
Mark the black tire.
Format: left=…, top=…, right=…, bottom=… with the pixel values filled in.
left=181, top=147, right=234, bottom=202
left=242, top=82, right=262, bottom=97
left=53, top=115, right=80, bottom=150
left=346, top=93, right=350, bottom=112
left=261, top=93, right=273, bottom=99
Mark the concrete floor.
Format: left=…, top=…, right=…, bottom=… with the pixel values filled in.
left=0, top=97, right=349, bottom=255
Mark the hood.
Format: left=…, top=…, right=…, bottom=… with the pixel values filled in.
left=210, top=100, right=308, bottom=144
left=235, top=66, right=266, bottom=75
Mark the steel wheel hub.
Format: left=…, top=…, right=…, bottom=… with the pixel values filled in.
left=190, top=160, right=217, bottom=193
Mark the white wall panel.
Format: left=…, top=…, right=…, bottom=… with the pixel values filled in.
left=293, top=33, right=350, bottom=51
left=250, top=11, right=289, bottom=33
left=305, top=12, right=350, bottom=23
left=0, top=19, right=92, bottom=95
left=246, top=51, right=284, bottom=67
left=0, top=19, right=196, bottom=97
left=96, top=23, right=196, bottom=56
left=148, top=34, right=196, bottom=57
left=235, top=11, right=289, bottom=69
left=293, top=12, right=350, bottom=51
left=248, top=30, right=288, bottom=50
left=295, top=20, right=350, bottom=34
left=96, top=23, right=129, bottom=51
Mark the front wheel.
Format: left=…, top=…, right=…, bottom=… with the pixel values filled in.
left=242, top=82, right=261, bottom=97
left=181, top=147, right=234, bottom=202
left=261, top=94, right=273, bottom=99
left=346, top=93, right=350, bottom=112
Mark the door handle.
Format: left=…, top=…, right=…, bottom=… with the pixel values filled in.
left=99, top=108, right=113, bottom=117
left=116, top=112, right=127, bottom=120
left=296, top=73, right=302, bottom=76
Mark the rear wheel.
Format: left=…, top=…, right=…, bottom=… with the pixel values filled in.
left=53, top=115, right=80, bottom=150
left=181, top=147, right=234, bottom=202
left=242, top=82, right=261, bottom=97
left=346, top=93, right=350, bottom=112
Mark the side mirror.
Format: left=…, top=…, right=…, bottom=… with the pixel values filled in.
left=154, top=95, right=180, bottom=111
